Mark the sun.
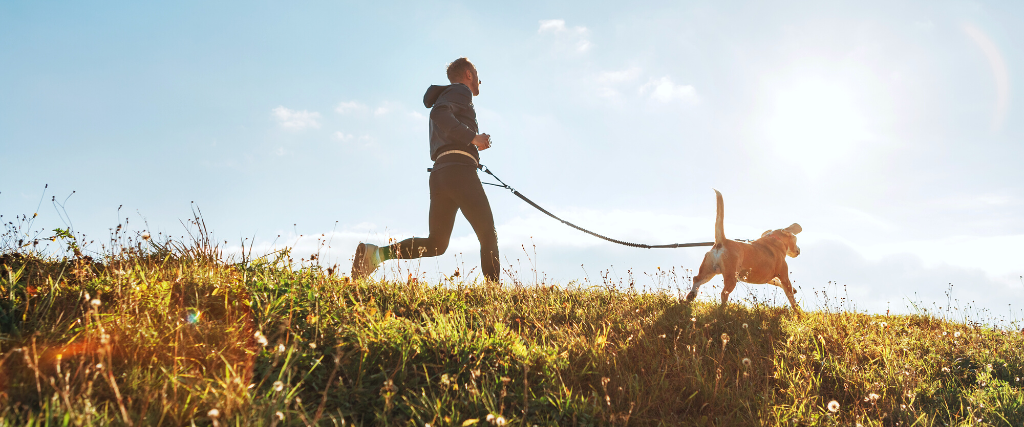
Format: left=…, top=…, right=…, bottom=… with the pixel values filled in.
left=762, top=80, right=871, bottom=175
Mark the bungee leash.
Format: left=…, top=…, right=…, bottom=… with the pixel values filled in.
left=478, top=164, right=715, bottom=249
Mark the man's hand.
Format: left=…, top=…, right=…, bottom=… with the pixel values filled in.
left=471, top=133, right=492, bottom=151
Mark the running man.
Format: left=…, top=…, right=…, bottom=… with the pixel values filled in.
left=351, top=57, right=499, bottom=282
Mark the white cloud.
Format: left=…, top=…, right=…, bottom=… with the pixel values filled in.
left=639, top=76, right=700, bottom=104
left=334, top=131, right=354, bottom=141
left=538, top=19, right=591, bottom=52
left=335, top=101, right=368, bottom=114
left=597, top=67, right=642, bottom=84
left=594, top=67, right=643, bottom=98
left=374, top=106, right=391, bottom=116
left=272, top=106, right=321, bottom=130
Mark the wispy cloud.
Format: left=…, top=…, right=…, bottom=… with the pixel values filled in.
left=639, top=76, right=699, bottom=104
left=538, top=19, right=591, bottom=52
left=335, top=101, right=368, bottom=114
left=272, top=106, right=321, bottom=130
left=593, top=67, right=643, bottom=98
left=597, top=67, right=642, bottom=84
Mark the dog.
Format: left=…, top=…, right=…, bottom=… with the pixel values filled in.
left=684, top=190, right=802, bottom=310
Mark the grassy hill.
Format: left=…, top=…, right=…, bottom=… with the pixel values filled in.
left=1, top=229, right=1022, bottom=426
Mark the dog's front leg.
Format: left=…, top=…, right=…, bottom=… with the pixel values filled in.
left=777, top=270, right=800, bottom=311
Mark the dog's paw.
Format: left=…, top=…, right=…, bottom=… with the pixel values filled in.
left=684, top=291, right=698, bottom=302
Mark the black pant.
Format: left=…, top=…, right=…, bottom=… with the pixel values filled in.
left=392, top=165, right=499, bottom=281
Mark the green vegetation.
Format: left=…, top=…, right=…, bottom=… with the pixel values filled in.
left=1, top=219, right=1022, bottom=426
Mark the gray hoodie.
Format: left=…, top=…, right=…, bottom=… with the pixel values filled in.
left=423, top=83, right=479, bottom=162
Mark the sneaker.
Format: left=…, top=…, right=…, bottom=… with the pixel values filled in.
left=351, top=242, right=381, bottom=279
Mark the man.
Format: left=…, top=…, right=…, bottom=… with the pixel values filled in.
left=351, top=57, right=499, bottom=282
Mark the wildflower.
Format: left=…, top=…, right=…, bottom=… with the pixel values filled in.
left=208, top=409, right=220, bottom=419
left=90, top=299, right=101, bottom=308
left=275, top=411, right=284, bottom=420
left=254, top=331, right=268, bottom=346
left=827, top=400, right=840, bottom=413
left=742, top=357, right=752, bottom=368
left=274, top=381, right=284, bottom=392
left=742, top=323, right=748, bottom=329
left=141, top=232, right=151, bottom=241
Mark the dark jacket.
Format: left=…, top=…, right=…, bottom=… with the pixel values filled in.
left=423, top=83, right=479, bottom=162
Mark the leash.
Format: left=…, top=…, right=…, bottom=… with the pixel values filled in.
left=478, top=164, right=715, bottom=249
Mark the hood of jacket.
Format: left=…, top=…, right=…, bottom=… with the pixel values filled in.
left=423, top=84, right=449, bottom=108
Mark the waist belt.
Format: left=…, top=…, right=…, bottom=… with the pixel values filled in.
left=427, top=150, right=478, bottom=172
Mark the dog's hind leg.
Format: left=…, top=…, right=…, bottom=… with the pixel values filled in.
left=685, top=261, right=717, bottom=302
left=721, top=275, right=738, bottom=306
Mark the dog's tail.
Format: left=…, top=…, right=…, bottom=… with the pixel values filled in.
left=714, top=189, right=725, bottom=245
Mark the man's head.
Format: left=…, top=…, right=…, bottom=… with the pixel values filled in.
left=446, top=57, right=480, bottom=96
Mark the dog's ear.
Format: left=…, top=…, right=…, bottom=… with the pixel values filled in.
left=785, top=223, right=802, bottom=234
left=761, top=230, right=772, bottom=238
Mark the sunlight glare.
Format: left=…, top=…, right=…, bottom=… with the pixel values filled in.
left=764, top=80, right=870, bottom=175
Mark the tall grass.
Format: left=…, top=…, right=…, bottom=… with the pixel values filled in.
left=1, top=214, right=1021, bottom=426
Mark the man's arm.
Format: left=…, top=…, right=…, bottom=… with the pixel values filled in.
left=429, top=105, right=476, bottom=146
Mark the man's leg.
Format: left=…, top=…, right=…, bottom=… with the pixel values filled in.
left=384, top=169, right=459, bottom=260
left=448, top=167, right=500, bottom=282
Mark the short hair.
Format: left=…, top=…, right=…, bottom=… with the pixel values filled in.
left=446, top=57, right=475, bottom=83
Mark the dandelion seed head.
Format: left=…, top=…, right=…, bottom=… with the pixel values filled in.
left=309, top=342, right=316, bottom=349
left=486, top=414, right=495, bottom=422
left=274, top=381, right=284, bottom=392
left=742, top=357, right=752, bottom=368
left=827, top=400, right=840, bottom=412
left=721, top=333, right=730, bottom=343
left=495, top=416, right=506, bottom=426
left=275, top=411, right=284, bottom=420
left=90, top=299, right=101, bottom=308
left=141, top=232, right=151, bottom=241
left=868, top=393, right=879, bottom=402
left=207, top=409, right=220, bottom=418
left=277, top=343, right=286, bottom=353
left=742, top=323, right=748, bottom=329
left=954, top=331, right=961, bottom=338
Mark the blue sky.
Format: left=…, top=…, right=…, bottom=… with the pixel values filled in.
left=2, top=1, right=1021, bottom=321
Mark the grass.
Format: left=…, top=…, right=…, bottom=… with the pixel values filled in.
left=1, top=214, right=1022, bottom=426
